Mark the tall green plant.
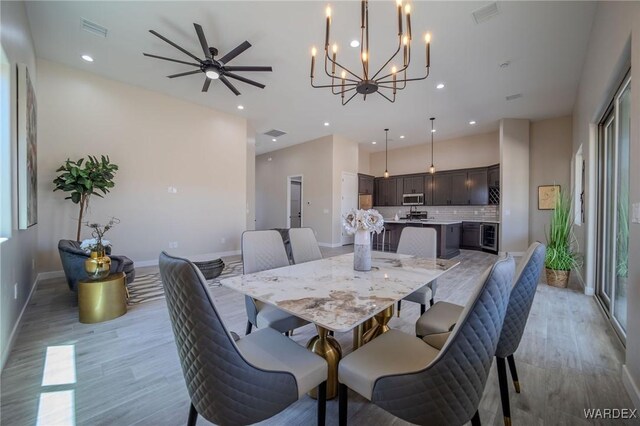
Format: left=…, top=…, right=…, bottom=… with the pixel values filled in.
left=545, top=190, right=581, bottom=271
left=53, top=155, right=118, bottom=241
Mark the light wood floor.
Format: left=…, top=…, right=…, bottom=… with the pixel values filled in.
left=1, top=248, right=633, bottom=425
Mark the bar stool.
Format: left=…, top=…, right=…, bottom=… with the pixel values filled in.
left=374, top=227, right=393, bottom=252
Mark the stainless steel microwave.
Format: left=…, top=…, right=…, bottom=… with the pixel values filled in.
left=402, top=193, right=424, bottom=205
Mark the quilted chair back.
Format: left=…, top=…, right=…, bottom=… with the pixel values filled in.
left=289, top=228, right=323, bottom=264
left=396, top=227, right=437, bottom=259
left=159, top=252, right=298, bottom=425
left=241, top=231, right=291, bottom=325
left=496, top=242, right=546, bottom=358
left=371, top=255, right=515, bottom=426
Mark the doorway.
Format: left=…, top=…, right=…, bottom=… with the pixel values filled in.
left=341, top=172, right=358, bottom=245
left=595, top=71, right=630, bottom=340
left=287, top=176, right=303, bottom=228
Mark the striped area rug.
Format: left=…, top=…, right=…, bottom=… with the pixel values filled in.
left=127, top=259, right=243, bottom=305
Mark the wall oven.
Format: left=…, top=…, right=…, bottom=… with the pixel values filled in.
left=480, top=223, right=499, bottom=252
left=402, top=193, right=424, bottom=206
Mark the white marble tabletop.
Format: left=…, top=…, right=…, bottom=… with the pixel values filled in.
left=220, top=252, right=459, bottom=333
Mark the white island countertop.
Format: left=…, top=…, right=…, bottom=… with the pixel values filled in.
left=383, top=219, right=463, bottom=225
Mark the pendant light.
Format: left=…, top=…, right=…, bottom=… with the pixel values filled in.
left=429, top=117, right=436, bottom=174
left=384, top=128, right=390, bottom=178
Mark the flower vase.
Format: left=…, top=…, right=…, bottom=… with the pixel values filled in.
left=84, top=248, right=111, bottom=280
left=354, top=230, right=372, bottom=272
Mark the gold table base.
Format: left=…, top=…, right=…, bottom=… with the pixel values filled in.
left=363, top=305, right=394, bottom=344
left=78, top=272, right=127, bottom=324
left=306, top=325, right=342, bottom=399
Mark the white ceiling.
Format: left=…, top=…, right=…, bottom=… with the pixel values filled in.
left=25, top=1, right=596, bottom=155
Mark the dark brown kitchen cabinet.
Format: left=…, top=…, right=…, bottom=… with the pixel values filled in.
left=403, top=176, right=424, bottom=195
left=395, top=178, right=404, bottom=206
left=461, top=222, right=481, bottom=249
left=488, top=164, right=500, bottom=188
left=424, top=175, right=433, bottom=205
left=374, top=177, right=401, bottom=206
left=433, top=171, right=467, bottom=205
left=358, top=174, right=375, bottom=195
left=467, top=169, right=489, bottom=205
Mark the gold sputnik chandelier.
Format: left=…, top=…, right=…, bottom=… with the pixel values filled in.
left=309, top=0, right=432, bottom=105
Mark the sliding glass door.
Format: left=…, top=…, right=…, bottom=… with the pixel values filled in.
left=596, top=73, right=630, bottom=339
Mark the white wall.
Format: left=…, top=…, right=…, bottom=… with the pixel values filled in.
left=0, top=0, right=39, bottom=370
left=571, top=1, right=640, bottom=407
left=358, top=148, right=370, bottom=175
left=37, top=59, right=248, bottom=270
left=246, top=126, right=256, bottom=231
left=332, top=135, right=359, bottom=245
left=500, top=119, right=530, bottom=254
left=529, top=116, right=573, bottom=245
left=255, top=135, right=334, bottom=244
left=369, top=131, right=498, bottom=177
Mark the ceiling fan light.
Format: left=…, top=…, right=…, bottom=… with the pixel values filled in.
left=205, top=69, right=220, bottom=79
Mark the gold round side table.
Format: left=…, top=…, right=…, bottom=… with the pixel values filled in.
left=78, top=272, right=127, bottom=324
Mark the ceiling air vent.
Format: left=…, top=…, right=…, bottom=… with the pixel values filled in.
left=506, top=93, right=523, bottom=101
left=264, top=129, right=287, bottom=138
left=472, top=2, right=500, bottom=24
left=81, top=18, right=108, bottom=38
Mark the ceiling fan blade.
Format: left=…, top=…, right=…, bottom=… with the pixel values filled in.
left=202, top=78, right=212, bottom=92
left=219, top=41, right=251, bottom=64
left=223, top=66, right=272, bottom=72
left=149, top=30, right=202, bottom=62
left=193, top=23, right=212, bottom=60
left=143, top=53, right=201, bottom=67
left=219, top=75, right=241, bottom=96
left=168, top=70, right=202, bottom=79
left=225, top=72, right=265, bottom=89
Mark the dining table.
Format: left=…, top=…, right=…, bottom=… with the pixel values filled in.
left=220, top=250, right=459, bottom=399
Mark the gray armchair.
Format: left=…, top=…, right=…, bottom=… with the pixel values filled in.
left=58, top=239, right=135, bottom=292
left=338, top=255, right=515, bottom=426
left=159, top=252, right=328, bottom=426
left=416, top=243, right=546, bottom=426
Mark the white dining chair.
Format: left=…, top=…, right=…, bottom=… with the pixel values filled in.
left=242, top=230, right=309, bottom=335
left=289, top=227, right=323, bottom=264
left=396, top=227, right=437, bottom=317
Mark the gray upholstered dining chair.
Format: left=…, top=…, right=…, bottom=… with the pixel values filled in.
left=338, top=255, right=515, bottom=426
left=289, top=227, right=323, bottom=264
left=396, top=227, right=438, bottom=317
left=242, top=230, right=310, bottom=335
left=159, top=252, right=328, bottom=426
left=415, top=242, right=546, bottom=426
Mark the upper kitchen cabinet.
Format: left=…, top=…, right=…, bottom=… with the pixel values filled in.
left=424, top=175, right=434, bottom=206
left=488, top=164, right=500, bottom=188
left=468, top=168, right=489, bottom=205
left=358, top=173, right=375, bottom=195
left=374, top=177, right=401, bottom=206
left=433, top=171, right=467, bottom=205
left=403, top=176, right=424, bottom=194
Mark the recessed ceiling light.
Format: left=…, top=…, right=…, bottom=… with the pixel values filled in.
left=436, top=83, right=445, bottom=89
left=469, top=120, right=476, bottom=125
left=81, top=55, right=94, bottom=62
left=400, top=135, right=405, bottom=139
left=324, top=122, right=330, bottom=126
left=350, top=40, right=360, bottom=48
left=371, top=141, right=377, bottom=145
left=237, top=105, right=244, bottom=110
left=272, top=138, right=277, bottom=142
left=431, top=129, right=436, bottom=133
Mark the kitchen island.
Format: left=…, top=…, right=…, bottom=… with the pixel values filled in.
left=379, top=219, right=461, bottom=259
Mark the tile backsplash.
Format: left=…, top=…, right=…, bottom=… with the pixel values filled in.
left=374, top=205, right=500, bottom=222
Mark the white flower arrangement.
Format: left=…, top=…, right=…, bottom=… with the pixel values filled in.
left=343, top=209, right=384, bottom=235
left=80, top=238, right=112, bottom=253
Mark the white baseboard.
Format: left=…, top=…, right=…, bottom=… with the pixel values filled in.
left=1, top=275, right=39, bottom=371
left=37, top=270, right=65, bottom=281
left=318, top=242, right=345, bottom=248
left=135, top=250, right=242, bottom=268
left=501, top=251, right=524, bottom=257
left=623, top=365, right=640, bottom=409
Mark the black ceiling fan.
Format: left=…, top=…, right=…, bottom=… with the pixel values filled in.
left=143, top=23, right=272, bottom=96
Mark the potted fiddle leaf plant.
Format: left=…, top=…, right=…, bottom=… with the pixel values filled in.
left=53, top=155, right=118, bottom=241
left=544, top=190, right=582, bottom=288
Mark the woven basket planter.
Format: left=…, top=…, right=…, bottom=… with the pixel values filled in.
left=193, top=259, right=225, bottom=280
left=545, top=268, right=570, bottom=288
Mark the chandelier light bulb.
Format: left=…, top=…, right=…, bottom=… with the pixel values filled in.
left=405, top=4, right=411, bottom=14
left=362, top=51, right=368, bottom=62
left=312, top=46, right=317, bottom=56
left=396, top=0, right=402, bottom=6
left=425, top=33, right=431, bottom=43
left=341, top=70, right=347, bottom=79
left=332, top=43, right=338, bottom=54
left=403, top=35, right=409, bottom=46
left=391, top=66, right=397, bottom=74
left=326, top=5, right=332, bottom=18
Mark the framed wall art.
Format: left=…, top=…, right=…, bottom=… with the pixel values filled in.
left=538, top=185, right=560, bottom=210
left=17, top=63, right=37, bottom=229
